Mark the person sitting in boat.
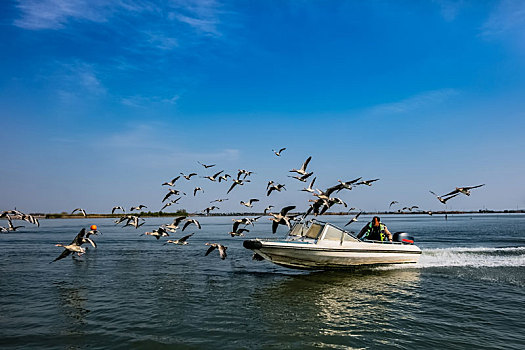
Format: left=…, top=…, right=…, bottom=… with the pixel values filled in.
left=357, top=216, right=393, bottom=242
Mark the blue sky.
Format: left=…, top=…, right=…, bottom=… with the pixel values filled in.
left=1, top=0, right=524, bottom=214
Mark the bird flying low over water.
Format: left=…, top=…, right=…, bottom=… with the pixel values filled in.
left=272, top=147, right=286, bottom=156
left=269, top=206, right=296, bottom=233
left=229, top=227, right=249, bottom=237
left=289, top=156, right=312, bottom=176
left=143, top=227, right=169, bottom=240
left=180, top=172, right=197, bottom=180
left=205, top=243, right=228, bottom=260
left=51, top=228, right=95, bottom=263
left=1, top=215, right=24, bottom=232
left=264, top=205, right=274, bottom=214
left=198, top=161, right=216, bottom=169
left=344, top=212, right=362, bottom=227
left=441, top=184, right=485, bottom=197
left=232, top=217, right=261, bottom=232
left=182, top=219, right=201, bottom=231
left=162, top=176, right=180, bottom=186
left=71, top=208, right=87, bottom=217
left=164, top=216, right=187, bottom=232
left=164, top=233, right=194, bottom=245
left=389, top=201, right=399, bottom=208
left=240, top=199, right=259, bottom=208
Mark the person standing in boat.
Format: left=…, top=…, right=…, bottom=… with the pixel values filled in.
left=357, top=216, right=393, bottom=242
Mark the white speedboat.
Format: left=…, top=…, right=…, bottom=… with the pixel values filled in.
left=243, top=220, right=421, bottom=269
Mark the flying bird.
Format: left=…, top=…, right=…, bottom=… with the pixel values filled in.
left=182, top=219, right=201, bottom=231
left=389, top=201, right=399, bottom=208
left=240, top=199, right=259, bottom=208
left=112, top=206, right=125, bottom=214
left=162, top=176, right=180, bottom=186
left=163, top=188, right=185, bottom=202
left=51, top=228, right=94, bottom=263
left=429, top=191, right=460, bottom=204
left=237, top=169, right=255, bottom=179
left=336, top=177, right=362, bottom=192
left=232, top=217, right=261, bottom=232
left=193, top=187, right=204, bottom=196
left=264, top=205, right=274, bottom=214
left=229, top=227, right=249, bottom=237
left=164, top=233, right=194, bottom=245
left=3, top=215, right=24, bottom=232
left=344, top=212, right=362, bottom=227
left=203, top=206, right=219, bottom=215
left=267, top=183, right=286, bottom=196
left=211, top=198, right=229, bottom=203
left=205, top=243, right=228, bottom=260
left=269, top=206, right=296, bottom=233
left=142, top=227, right=169, bottom=240
left=272, top=147, right=286, bottom=156
left=180, top=172, right=198, bottom=180
left=441, top=184, right=485, bottom=197
left=198, top=161, right=215, bottom=169
left=160, top=197, right=182, bottom=211
left=289, top=156, right=312, bottom=175
left=288, top=172, right=314, bottom=182
left=71, top=208, right=87, bottom=217
left=130, top=205, right=147, bottom=212
left=227, top=178, right=250, bottom=194
left=218, top=174, right=231, bottom=182
left=164, top=216, right=187, bottom=232
left=203, top=170, right=224, bottom=182
left=301, top=177, right=317, bottom=193
left=356, top=179, right=380, bottom=186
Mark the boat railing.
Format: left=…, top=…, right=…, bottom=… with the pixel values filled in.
left=286, top=219, right=409, bottom=245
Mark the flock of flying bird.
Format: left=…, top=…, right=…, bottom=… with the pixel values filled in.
left=1, top=147, right=485, bottom=263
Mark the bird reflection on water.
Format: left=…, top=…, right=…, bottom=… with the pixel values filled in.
left=252, top=268, right=421, bottom=348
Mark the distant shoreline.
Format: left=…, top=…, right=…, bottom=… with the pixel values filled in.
left=3, top=209, right=523, bottom=220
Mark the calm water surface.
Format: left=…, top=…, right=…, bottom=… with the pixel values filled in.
left=1, top=214, right=524, bottom=349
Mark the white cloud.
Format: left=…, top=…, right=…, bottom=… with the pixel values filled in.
left=433, top=0, right=465, bottom=22
left=14, top=0, right=227, bottom=36
left=482, top=0, right=525, bottom=38
left=14, top=0, right=110, bottom=30
left=121, top=93, right=181, bottom=108
left=368, top=88, right=459, bottom=115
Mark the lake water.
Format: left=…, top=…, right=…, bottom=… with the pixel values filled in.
left=1, top=214, right=524, bottom=349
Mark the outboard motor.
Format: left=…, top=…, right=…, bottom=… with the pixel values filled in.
left=393, top=232, right=415, bottom=244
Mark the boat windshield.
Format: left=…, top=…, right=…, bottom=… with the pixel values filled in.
left=288, top=222, right=323, bottom=239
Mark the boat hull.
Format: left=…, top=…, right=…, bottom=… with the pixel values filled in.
left=245, top=240, right=421, bottom=269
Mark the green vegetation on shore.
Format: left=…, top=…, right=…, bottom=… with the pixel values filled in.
left=23, top=208, right=525, bottom=219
